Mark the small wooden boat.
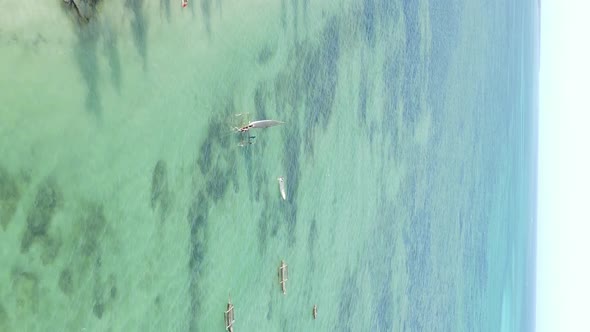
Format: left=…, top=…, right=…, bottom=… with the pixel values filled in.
left=313, top=304, right=317, bottom=319
left=278, top=260, right=288, bottom=295
left=224, top=295, right=235, bottom=332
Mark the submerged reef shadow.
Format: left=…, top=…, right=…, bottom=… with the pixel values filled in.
left=125, top=0, right=149, bottom=70
left=307, top=218, right=317, bottom=269
left=150, top=159, right=171, bottom=221
left=186, top=190, right=208, bottom=330
left=58, top=268, right=74, bottom=296
left=160, top=0, right=171, bottom=22
left=0, top=166, right=21, bottom=230
left=360, top=0, right=377, bottom=48
left=64, top=2, right=132, bottom=112
left=187, top=101, right=239, bottom=329
left=61, top=0, right=103, bottom=25
left=198, top=0, right=224, bottom=36
left=11, top=270, right=40, bottom=316
left=336, top=267, right=360, bottom=332
left=74, top=21, right=103, bottom=116
left=0, top=303, right=9, bottom=331
left=102, top=22, right=122, bottom=93
left=400, top=0, right=424, bottom=129
left=61, top=200, right=119, bottom=320
left=61, top=1, right=111, bottom=115
left=21, top=177, right=63, bottom=255
left=300, top=16, right=341, bottom=156
left=280, top=122, right=300, bottom=243
left=200, top=0, right=212, bottom=37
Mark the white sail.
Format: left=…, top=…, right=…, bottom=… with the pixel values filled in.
left=249, top=120, right=285, bottom=129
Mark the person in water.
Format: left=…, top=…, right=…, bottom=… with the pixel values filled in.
left=238, top=136, right=256, bottom=147
left=182, top=0, right=188, bottom=8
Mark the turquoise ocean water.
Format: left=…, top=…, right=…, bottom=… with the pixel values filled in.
left=0, top=0, right=538, bottom=331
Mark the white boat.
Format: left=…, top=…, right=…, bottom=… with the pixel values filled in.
left=277, top=177, right=287, bottom=200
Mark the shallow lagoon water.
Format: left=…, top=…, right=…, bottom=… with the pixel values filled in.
left=0, top=0, right=537, bottom=331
